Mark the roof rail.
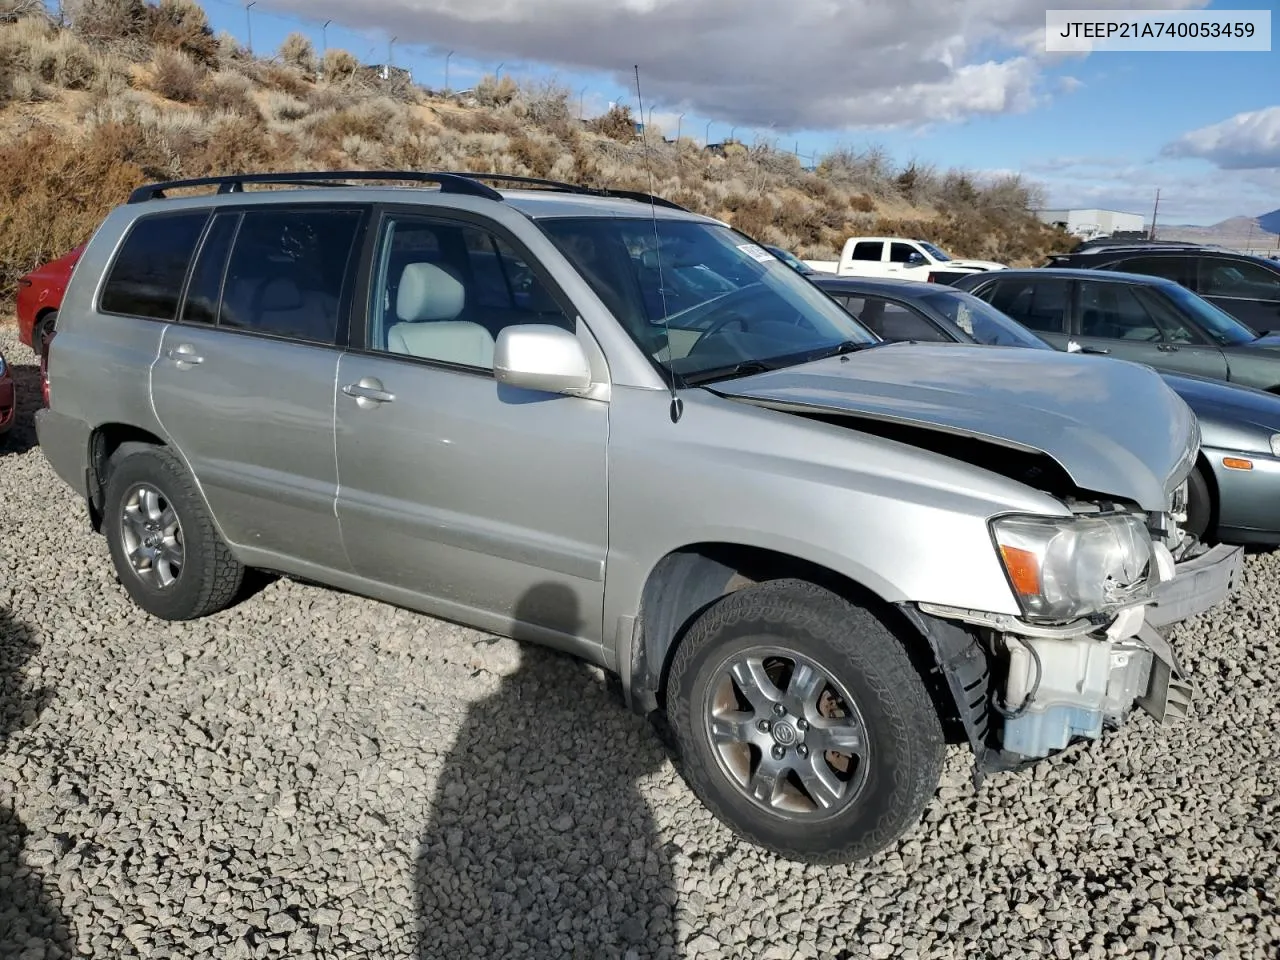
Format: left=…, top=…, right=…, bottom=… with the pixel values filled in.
left=436, top=172, right=690, bottom=211
left=127, top=170, right=504, bottom=204
left=126, top=169, right=691, bottom=212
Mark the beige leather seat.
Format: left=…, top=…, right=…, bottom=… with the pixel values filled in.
left=386, top=262, right=495, bottom=368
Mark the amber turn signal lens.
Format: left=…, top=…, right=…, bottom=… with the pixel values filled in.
left=1223, top=457, right=1254, bottom=471
left=999, top=544, right=1042, bottom=597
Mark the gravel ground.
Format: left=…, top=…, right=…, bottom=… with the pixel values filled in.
left=1, top=323, right=1278, bottom=960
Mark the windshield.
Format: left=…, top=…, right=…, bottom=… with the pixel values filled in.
left=539, top=217, right=879, bottom=384
left=1159, top=282, right=1257, bottom=346
left=919, top=242, right=951, bottom=262
left=765, top=245, right=813, bottom=274
left=917, top=290, right=1053, bottom=350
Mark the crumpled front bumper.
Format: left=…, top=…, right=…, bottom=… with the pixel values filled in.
left=1145, top=542, right=1245, bottom=629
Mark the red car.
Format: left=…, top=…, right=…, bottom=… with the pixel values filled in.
left=16, top=243, right=84, bottom=356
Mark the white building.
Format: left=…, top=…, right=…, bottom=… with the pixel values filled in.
left=1037, top=208, right=1146, bottom=240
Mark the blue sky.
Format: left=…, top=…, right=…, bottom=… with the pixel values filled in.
left=194, top=0, right=1278, bottom=226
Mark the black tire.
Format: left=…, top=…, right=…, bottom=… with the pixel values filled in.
left=33, top=310, right=57, bottom=357
left=1185, top=463, right=1213, bottom=543
left=103, top=442, right=245, bottom=621
left=665, top=578, right=945, bottom=864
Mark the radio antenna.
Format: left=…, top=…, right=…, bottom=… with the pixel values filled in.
left=634, top=64, right=683, bottom=424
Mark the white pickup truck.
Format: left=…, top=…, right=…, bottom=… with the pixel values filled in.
left=803, top=237, right=1008, bottom=282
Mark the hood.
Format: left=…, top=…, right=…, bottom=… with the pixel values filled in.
left=1160, top=371, right=1280, bottom=431
left=711, top=343, right=1197, bottom=510
left=940, top=259, right=1007, bottom=272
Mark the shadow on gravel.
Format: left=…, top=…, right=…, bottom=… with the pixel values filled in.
left=0, top=607, right=74, bottom=958
left=1, top=362, right=42, bottom=456
left=415, top=583, right=678, bottom=960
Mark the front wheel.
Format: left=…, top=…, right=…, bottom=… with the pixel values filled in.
left=103, top=443, right=245, bottom=621
left=33, top=310, right=57, bottom=358
left=665, top=579, right=945, bottom=864
left=1184, top=464, right=1214, bottom=543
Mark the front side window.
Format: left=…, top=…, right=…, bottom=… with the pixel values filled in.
left=538, top=217, right=878, bottom=385
left=100, top=211, right=210, bottom=321
left=365, top=214, right=574, bottom=371
left=889, top=243, right=919, bottom=264
left=1077, top=280, right=1197, bottom=343
left=218, top=208, right=363, bottom=345
left=1157, top=281, right=1258, bottom=346
left=1199, top=259, right=1280, bottom=302
left=983, top=278, right=1069, bottom=334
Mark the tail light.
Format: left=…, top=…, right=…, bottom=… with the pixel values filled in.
left=926, top=272, right=938, bottom=283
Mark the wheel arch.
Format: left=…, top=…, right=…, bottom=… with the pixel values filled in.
left=626, top=542, right=973, bottom=746
left=86, top=423, right=169, bottom=532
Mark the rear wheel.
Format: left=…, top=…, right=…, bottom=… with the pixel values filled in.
left=665, top=578, right=945, bottom=864
left=33, top=310, right=57, bottom=358
left=103, top=443, right=244, bottom=621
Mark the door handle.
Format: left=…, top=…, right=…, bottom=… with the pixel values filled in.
left=342, top=379, right=396, bottom=406
left=1157, top=344, right=1179, bottom=353
left=166, top=345, right=204, bottom=366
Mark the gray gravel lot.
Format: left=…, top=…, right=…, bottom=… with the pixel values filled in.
left=1, top=324, right=1278, bottom=960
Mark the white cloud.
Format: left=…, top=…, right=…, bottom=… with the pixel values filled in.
left=1163, top=106, right=1280, bottom=170
left=261, top=0, right=1206, bottom=130
left=1057, top=75, right=1084, bottom=93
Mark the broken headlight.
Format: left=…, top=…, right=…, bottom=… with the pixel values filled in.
left=991, top=513, right=1153, bottom=621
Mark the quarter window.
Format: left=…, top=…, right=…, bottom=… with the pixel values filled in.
left=100, top=212, right=210, bottom=321
left=366, top=215, right=574, bottom=370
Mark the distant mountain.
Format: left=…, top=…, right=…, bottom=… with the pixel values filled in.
left=1155, top=212, right=1278, bottom=249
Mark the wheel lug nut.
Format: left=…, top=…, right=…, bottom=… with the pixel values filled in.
left=796, top=719, right=809, bottom=731
left=758, top=720, right=771, bottom=734
left=772, top=703, right=786, bottom=717
left=798, top=745, right=809, bottom=758
left=772, top=745, right=785, bottom=760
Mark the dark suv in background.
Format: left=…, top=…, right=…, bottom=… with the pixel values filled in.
left=1044, top=242, right=1280, bottom=334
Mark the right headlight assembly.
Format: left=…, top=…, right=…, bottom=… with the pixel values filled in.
left=991, top=513, right=1154, bottom=621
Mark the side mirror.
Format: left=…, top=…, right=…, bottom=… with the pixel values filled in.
left=1067, top=339, right=1083, bottom=353
left=494, top=324, right=593, bottom=396
left=906, top=253, right=928, bottom=267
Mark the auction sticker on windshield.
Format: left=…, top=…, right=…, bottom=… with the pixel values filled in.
left=737, top=243, right=777, bottom=263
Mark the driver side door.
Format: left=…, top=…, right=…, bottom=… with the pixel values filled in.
left=887, top=242, right=931, bottom=281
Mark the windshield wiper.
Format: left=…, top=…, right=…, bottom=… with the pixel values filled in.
left=681, top=360, right=778, bottom=387
left=806, top=340, right=881, bottom=362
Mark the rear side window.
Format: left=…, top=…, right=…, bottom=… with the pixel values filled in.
left=983, top=278, right=1069, bottom=334
left=850, top=242, right=883, bottom=261
left=99, top=212, right=210, bottom=320
left=1108, top=255, right=1195, bottom=288
left=217, top=208, right=364, bottom=345
left=1199, top=259, right=1280, bottom=302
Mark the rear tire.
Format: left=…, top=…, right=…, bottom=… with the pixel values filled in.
left=665, top=578, right=945, bottom=865
left=1185, top=463, right=1214, bottom=543
left=33, top=311, right=57, bottom=358
left=103, top=443, right=244, bottom=621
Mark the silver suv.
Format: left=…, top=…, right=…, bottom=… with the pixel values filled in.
left=37, top=171, right=1243, bottom=864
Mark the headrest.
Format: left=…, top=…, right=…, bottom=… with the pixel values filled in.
left=397, top=262, right=465, bottom=323
left=641, top=249, right=659, bottom=269
left=259, top=277, right=305, bottom=312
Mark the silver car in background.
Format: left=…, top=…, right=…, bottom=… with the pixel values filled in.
left=37, top=171, right=1241, bottom=864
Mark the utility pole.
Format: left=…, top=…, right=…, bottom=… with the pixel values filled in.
left=245, top=2, right=256, bottom=57
left=445, top=51, right=454, bottom=95
left=389, top=36, right=397, bottom=69
left=578, top=86, right=587, bottom=119
left=322, top=19, right=332, bottom=56
left=1148, top=187, right=1160, bottom=241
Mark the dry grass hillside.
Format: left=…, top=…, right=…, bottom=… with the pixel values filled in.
left=0, top=0, right=1075, bottom=307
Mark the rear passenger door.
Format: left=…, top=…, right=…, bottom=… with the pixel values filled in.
left=332, top=208, right=610, bottom=650
left=149, top=204, right=368, bottom=573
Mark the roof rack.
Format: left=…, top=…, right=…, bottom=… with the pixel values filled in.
left=126, top=169, right=690, bottom=212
